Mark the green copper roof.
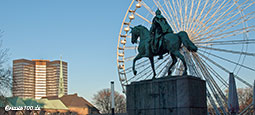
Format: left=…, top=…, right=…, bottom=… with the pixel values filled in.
left=36, top=98, right=68, bottom=110
left=23, top=98, right=44, bottom=107
left=7, top=97, right=26, bottom=107
left=0, top=97, right=67, bottom=110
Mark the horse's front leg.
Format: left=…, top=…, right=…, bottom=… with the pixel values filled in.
left=149, top=57, right=156, bottom=79
left=168, top=53, right=177, bottom=76
left=133, top=54, right=143, bottom=75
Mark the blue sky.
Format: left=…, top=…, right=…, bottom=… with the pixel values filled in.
left=0, top=0, right=133, bottom=101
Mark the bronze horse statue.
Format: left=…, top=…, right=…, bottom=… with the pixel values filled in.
left=130, top=25, right=197, bottom=79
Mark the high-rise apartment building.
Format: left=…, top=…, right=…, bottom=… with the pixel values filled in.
left=12, top=59, right=67, bottom=99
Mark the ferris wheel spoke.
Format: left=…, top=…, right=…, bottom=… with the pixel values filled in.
left=127, top=57, right=162, bottom=82
left=125, top=56, right=136, bottom=62
left=162, top=0, right=176, bottom=30
left=134, top=12, right=152, bottom=24
left=194, top=56, right=228, bottom=113
left=195, top=39, right=255, bottom=46
left=162, top=0, right=178, bottom=32
left=195, top=0, right=230, bottom=35
left=193, top=53, right=228, bottom=101
left=193, top=0, right=231, bottom=36
left=127, top=65, right=152, bottom=82
left=183, top=49, right=202, bottom=77
left=155, top=1, right=171, bottom=21
left=126, top=35, right=131, bottom=38
left=201, top=10, right=255, bottom=40
left=189, top=58, right=203, bottom=78
left=196, top=0, right=239, bottom=35
left=154, top=0, right=177, bottom=31
left=199, top=25, right=255, bottom=42
left=198, top=46, right=255, bottom=56
left=204, top=29, right=254, bottom=43
left=194, top=1, right=240, bottom=39
left=187, top=0, right=202, bottom=33
left=196, top=53, right=229, bottom=88
left=167, top=0, right=181, bottom=30
left=177, top=60, right=185, bottom=75
left=138, top=69, right=154, bottom=81
left=172, top=60, right=180, bottom=75
left=141, top=56, right=170, bottom=80
left=176, top=0, right=184, bottom=30
left=207, top=90, right=222, bottom=115
left=191, top=0, right=219, bottom=33
left=198, top=2, right=255, bottom=40
left=203, top=25, right=254, bottom=43
left=133, top=62, right=158, bottom=81
left=154, top=56, right=170, bottom=78
left=185, top=0, right=194, bottom=32
left=193, top=53, right=228, bottom=113
left=140, top=1, right=155, bottom=16
left=197, top=52, right=253, bottom=88
left=198, top=50, right=255, bottom=72
left=196, top=56, right=243, bottom=111
left=123, top=59, right=150, bottom=74
left=149, top=58, right=170, bottom=78
left=195, top=12, right=255, bottom=41
left=199, top=56, right=229, bottom=88
left=189, top=0, right=209, bottom=33
left=160, top=58, right=174, bottom=77
left=182, top=0, right=188, bottom=31
left=125, top=46, right=137, bottom=50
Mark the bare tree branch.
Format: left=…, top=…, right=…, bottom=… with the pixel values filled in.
left=92, top=88, right=126, bottom=114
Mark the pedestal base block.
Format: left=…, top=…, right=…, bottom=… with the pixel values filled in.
left=126, top=76, right=207, bottom=115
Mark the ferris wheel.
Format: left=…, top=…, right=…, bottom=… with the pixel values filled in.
left=117, top=0, right=255, bottom=114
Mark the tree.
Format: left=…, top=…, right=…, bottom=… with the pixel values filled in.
left=237, top=87, right=252, bottom=111
left=224, top=87, right=253, bottom=112
left=0, top=34, right=12, bottom=106
left=92, top=88, right=126, bottom=114
left=0, top=40, right=11, bottom=97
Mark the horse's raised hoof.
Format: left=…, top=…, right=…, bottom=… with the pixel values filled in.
left=133, top=70, right=137, bottom=75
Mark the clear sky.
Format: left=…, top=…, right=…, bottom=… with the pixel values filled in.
left=0, top=0, right=133, bottom=101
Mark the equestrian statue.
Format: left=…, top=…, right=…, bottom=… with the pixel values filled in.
left=131, top=9, right=197, bottom=79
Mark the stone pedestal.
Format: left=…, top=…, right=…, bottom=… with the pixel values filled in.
left=126, top=76, right=207, bottom=115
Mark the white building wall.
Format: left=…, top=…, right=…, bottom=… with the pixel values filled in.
left=35, top=64, right=47, bottom=99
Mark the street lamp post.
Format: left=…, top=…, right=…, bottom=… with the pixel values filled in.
left=111, top=81, right=115, bottom=115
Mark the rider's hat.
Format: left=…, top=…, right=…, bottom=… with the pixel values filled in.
left=156, top=9, right=161, bottom=15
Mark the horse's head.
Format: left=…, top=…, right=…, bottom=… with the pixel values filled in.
left=130, top=26, right=140, bottom=44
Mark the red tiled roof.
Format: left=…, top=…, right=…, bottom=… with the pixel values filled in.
left=60, top=94, right=96, bottom=109
left=42, top=93, right=99, bottom=112
left=60, top=94, right=86, bottom=107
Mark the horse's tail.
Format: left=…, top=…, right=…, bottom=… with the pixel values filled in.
left=178, top=31, right=198, bottom=52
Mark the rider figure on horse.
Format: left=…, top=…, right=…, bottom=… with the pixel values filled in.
left=150, top=9, right=173, bottom=59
